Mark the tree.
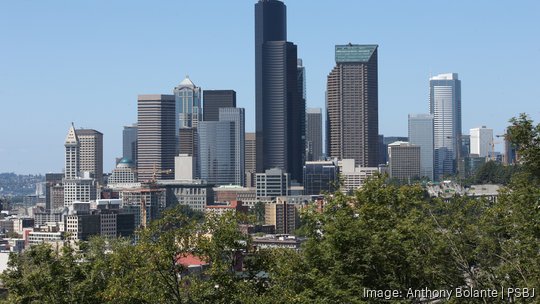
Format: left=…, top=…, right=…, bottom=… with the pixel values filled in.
left=507, top=113, right=540, bottom=181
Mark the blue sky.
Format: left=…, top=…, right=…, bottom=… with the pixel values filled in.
left=1, top=0, right=539, bottom=174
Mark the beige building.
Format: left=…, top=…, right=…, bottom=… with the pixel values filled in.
left=388, top=141, right=421, bottom=181
left=75, top=129, right=103, bottom=183
left=265, top=197, right=297, bottom=235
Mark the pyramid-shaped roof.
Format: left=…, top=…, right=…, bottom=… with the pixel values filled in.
left=65, top=123, right=79, bottom=146
left=178, top=75, right=195, bottom=88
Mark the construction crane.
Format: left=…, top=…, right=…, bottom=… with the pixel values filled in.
left=139, top=164, right=172, bottom=228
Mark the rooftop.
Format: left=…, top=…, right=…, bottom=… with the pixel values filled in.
left=335, top=44, right=378, bottom=63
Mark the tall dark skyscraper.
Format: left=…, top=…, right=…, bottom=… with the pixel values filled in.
left=255, top=0, right=304, bottom=182
left=326, top=44, right=379, bottom=167
left=137, top=95, right=176, bottom=181
left=306, top=108, right=323, bottom=161
left=203, top=90, right=236, bottom=122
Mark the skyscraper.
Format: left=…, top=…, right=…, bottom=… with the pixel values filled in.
left=198, top=108, right=245, bottom=186
left=63, top=124, right=97, bottom=207
left=122, top=124, right=138, bottom=163
left=137, top=95, right=176, bottom=181
left=75, top=129, right=103, bottom=183
left=408, top=114, right=434, bottom=180
left=174, top=76, right=201, bottom=177
left=64, top=124, right=79, bottom=180
left=326, top=44, right=379, bottom=167
left=388, top=141, right=421, bottom=182
left=245, top=132, right=256, bottom=187
left=174, top=76, right=202, bottom=130
left=219, top=108, right=245, bottom=186
left=470, top=126, right=493, bottom=158
left=306, top=108, right=323, bottom=161
left=255, top=0, right=304, bottom=182
left=430, top=73, right=462, bottom=180
left=203, top=90, right=236, bottom=122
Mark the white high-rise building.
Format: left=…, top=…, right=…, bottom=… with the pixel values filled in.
left=430, top=73, right=462, bottom=180
left=470, top=126, right=493, bottom=158
left=63, top=124, right=97, bottom=207
left=408, top=114, right=434, bottom=180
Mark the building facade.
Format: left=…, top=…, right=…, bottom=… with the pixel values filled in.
left=430, top=73, right=462, bottom=180
left=245, top=132, right=256, bottom=187
left=408, top=114, right=434, bottom=180
left=303, top=161, right=338, bottom=195
left=137, top=94, right=176, bottom=181
left=326, top=44, right=379, bottom=167
left=122, top=124, right=138, bottom=164
left=388, top=141, right=421, bottom=181
left=255, top=0, right=304, bottom=183
left=470, top=126, right=493, bottom=158
left=75, top=129, right=103, bottom=183
left=306, top=108, right=323, bottom=161
left=203, top=90, right=236, bottom=122
left=198, top=108, right=245, bottom=187
left=256, top=168, right=290, bottom=200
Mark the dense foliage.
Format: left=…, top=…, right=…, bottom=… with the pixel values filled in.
left=1, top=115, right=539, bottom=303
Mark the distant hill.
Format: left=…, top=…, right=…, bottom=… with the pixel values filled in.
left=0, top=173, right=44, bottom=196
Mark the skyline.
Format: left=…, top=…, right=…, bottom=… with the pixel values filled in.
left=1, top=1, right=540, bottom=174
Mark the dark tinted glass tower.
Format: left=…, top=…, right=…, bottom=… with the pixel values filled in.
left=326, top=44, right=379, bottom=167
left=203, top=90, right=236, bottom=122
left=255, top=0, right=304, bottom=182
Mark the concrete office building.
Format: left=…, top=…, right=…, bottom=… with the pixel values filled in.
left=245, top=132, right=256, bottom=187
left=75, top=129, right=103, bottom=183
left=45, top=173, right=64, bottom=212
left=137, top=94, right=176, bottom=181
left=203, top=90, right=236, bottom=122
left=408, top=114, right=434, bottom=180
left=255, top=0, right=304, bottom=183
left=63, top=124, right=97, bottom=207
left=256, top=168, right=290, bottom=200
left=157, top=180, right=214, bottom=213
left=327, top=44, right=379, bottom=167
left=122, top=124, right=138, bottom=164
left=108, top=158, right=137, bottom=186
left=338, top=159, right=379, bottom=194
left=430, top=73, right=462, bottom=180
left=470, top=126, right=493, bottom=158
left=306, top=108, right=323, bottom=161
left=265, top=197, right=297, bottom=235
left=388, top=142, right=421, bottom=181
left=175, top=154, right=196, bottom=180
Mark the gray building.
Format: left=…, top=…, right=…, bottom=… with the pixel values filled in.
left=198, top=108, right=245, bottom=186
left=326, top=44, right=379, bottom=167
left=408, top=114, right=434, bottom=180
left=388, top=141, right=421, bottom=182
left=137, top=94, right=176, bottom=181
left=203, top=90, right=236, bottom=122
left=430, top=73, right=462, bottom=180
left=306, top=108, right=323, bottom=161
left=255, top=0, right=304, bottom=183
left=122, top=124, right=138, bottom=164
left=245, top=132, right=256, bottom=187
left=256, top=168, right=290, bottom=200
